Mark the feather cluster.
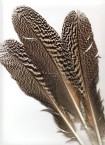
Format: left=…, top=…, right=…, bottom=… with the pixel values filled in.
left=0, top=6, right=105, bottom=145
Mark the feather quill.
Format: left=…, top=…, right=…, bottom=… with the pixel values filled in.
left=0, top=39, right=84, bottom=145
left=61, top=11, right=105, bottom=145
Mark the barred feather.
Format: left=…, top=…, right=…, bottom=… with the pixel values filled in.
left=0, top=40, right=84, bottom=145
left=62, top=11, right=105, bottom=145
left=12, top=6, right=88, bottom=127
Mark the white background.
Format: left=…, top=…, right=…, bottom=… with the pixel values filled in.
left=0, top=0, right=105, bottom=145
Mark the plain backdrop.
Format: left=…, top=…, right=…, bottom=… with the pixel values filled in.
left=0, top=0, right=105, bottom=145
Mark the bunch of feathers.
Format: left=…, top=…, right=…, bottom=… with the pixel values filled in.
left=0, top=6, right=105, bottom=145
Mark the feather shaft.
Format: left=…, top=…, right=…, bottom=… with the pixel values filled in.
left=87, top=96, right=102, bottom=145
left=48, top=96, right=84, bottom=145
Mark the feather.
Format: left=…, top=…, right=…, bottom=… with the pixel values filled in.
left=0, top=40, right=84, bottom=145
left=61, top=11, right=105, bottom=145
left=12, top=6, right=88, bottom=128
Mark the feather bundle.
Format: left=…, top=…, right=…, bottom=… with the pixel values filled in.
left=0, top=6, right=105, bottom=145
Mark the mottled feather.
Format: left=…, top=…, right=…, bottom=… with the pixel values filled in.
left=62, top=11, right=105, bottom=145
left=12, top=6, right=83, bottom=120
left=0, top=40, right=84, bottom=144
